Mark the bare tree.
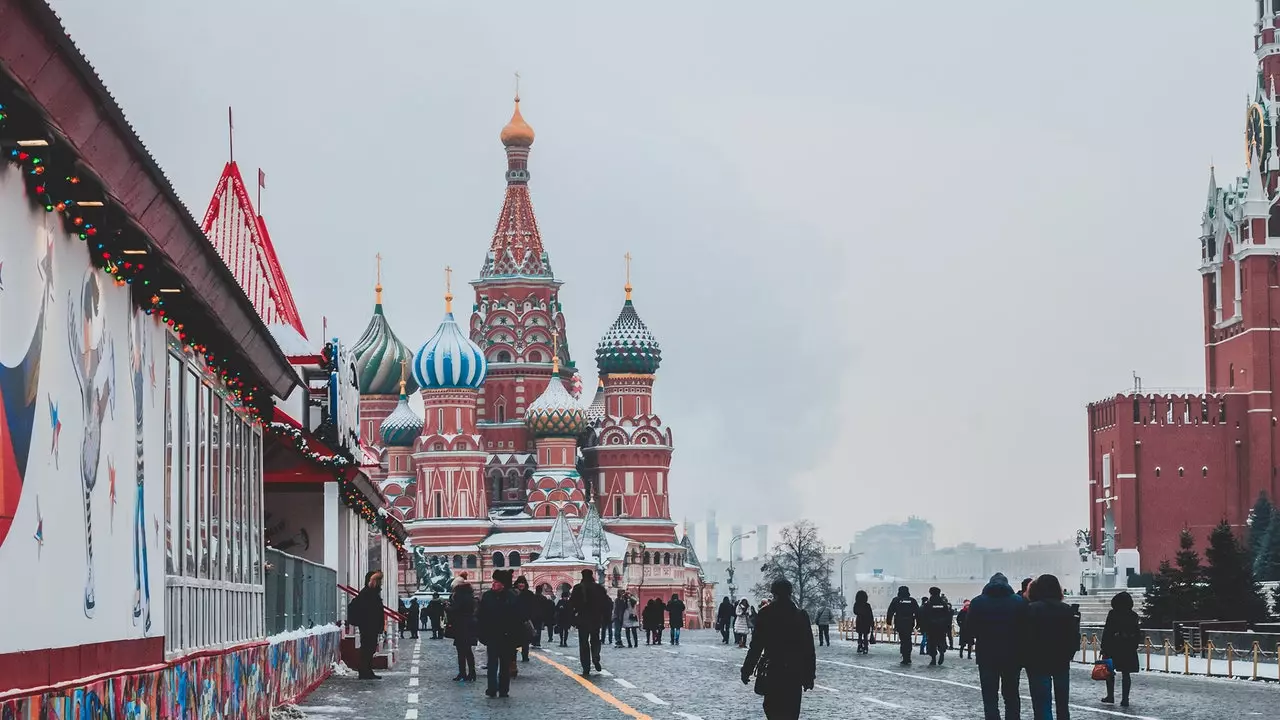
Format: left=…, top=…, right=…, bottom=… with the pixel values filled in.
left=752, top=520, right=835, bottom=617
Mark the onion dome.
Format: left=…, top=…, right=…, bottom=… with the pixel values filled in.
left=500, top=96, right=535, bottom=147
left=595, top=279, right=661, bottom=375
left=526, top=335, right=586, bottom=437
left=413, top=282, right=487, bottom=390
left=585, top=377, right=606, bottom=426
left=379, top=378, right=422, bottom=448
left=352, top=271, right=418, bottom=396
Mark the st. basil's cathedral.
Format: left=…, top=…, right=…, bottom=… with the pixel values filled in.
left=350, top=96, right=713, bottom=626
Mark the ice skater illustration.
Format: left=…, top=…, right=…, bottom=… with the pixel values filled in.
left=129, top=308, right=151, bottom=632
left=68, top=269, right=113, bottom=619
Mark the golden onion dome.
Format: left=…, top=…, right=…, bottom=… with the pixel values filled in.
left=500, top=97, right=535, bottom=147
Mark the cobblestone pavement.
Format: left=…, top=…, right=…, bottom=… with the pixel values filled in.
left=297, top=630, right=1275, bottom=719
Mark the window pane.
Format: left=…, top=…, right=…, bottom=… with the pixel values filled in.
left=164, top=355, right=179, bottom=574
left=197, top=382, right=208, bottom=578
left=210, top=395, right=222, bottom=581
left=251, top=429, right=261, bottom=585
left=183, top=367, right=197, bottom=576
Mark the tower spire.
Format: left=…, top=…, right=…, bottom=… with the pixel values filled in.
left=444, top=265, right=453, bottom=313
left=376, top=252, right=383, bottom=305
left=624, top=252, right=633, bottom=301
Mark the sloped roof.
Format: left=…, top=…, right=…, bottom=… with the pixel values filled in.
left=540, top=509, right=585, bottom=560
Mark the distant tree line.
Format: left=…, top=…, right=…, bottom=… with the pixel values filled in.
left=1141, top=498, right=1278, bottom=628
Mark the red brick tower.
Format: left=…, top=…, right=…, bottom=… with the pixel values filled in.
left=1086, top=11, right=1280, bottom=572
left=471, top=94, right=578, bottom=510
left=585, top=267, right=676, bottom=543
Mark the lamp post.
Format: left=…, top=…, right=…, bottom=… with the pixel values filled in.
left=727, top=530, right=756, bottom=603
left=838, top=553, right=862, bottom=620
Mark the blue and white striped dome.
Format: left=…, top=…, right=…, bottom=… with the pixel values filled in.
left=413, top=311, right=487, bottom=390
left=379, top=393, right=423, bottom=447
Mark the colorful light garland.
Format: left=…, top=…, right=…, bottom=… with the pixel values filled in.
left=267, top=421, right=408, bottom=559
left=0, top=103, right=271, bottom=422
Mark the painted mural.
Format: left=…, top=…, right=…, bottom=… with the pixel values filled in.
left=0, top=163, right=166, bottom=653
left=0, top=626, right=340, bottom=719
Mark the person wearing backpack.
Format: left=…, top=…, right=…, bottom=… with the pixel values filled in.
left=741, top=579, right=816, bottom=720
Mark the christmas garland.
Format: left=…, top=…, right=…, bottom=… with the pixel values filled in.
left=0, top=99, right=271, bottom=421
left=268, top=422, right=408, bottom=559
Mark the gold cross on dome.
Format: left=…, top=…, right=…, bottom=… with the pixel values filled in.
left=375, top=252, right=383, bottom=303
left=445, top=266, right=452, bottom=294
left=551, top=330, right=560, bottom=374
left=624, top=252, right=633, bottom=300
left=514, top=71, right=521, bottom=101
left=399, top=358, right=408, bottom=395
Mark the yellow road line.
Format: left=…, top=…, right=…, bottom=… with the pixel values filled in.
left=533, top=652, right=653, bottom=720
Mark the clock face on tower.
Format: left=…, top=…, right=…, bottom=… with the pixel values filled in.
left=1246, top=103, right=1269, bottom=167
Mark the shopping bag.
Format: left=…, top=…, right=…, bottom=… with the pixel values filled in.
left=1091, top=659, right=1114, bottom=681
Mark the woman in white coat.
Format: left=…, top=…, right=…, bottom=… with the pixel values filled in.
left=732, top=599, right=753, bottom=648
left=622, top=596, right=640, bottom=648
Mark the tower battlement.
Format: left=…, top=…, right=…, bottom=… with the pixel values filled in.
left=1087, top=393, right=1233, bottom=432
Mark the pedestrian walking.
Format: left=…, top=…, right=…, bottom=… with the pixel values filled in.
left=406, top=597, right=421, bottom=640
left=645, top=597, right=667, bottom=645
left=612, top=590, right=628, bottom=648
left=449, top=576, right=478, bottom=682
left=397, top=599, right=408, bottom=639
left=569, top=569, right=610, bottom=676
left=1021, top=574, right=1080, bottom=720
left=1100, top=591, right=1140, bottom=709
left=555, top=589, right=572, bottom=647
left=853, top=591, right=874, bottom=654
left=813, top=604, right=833, bottom=647
left=347, top=570, right=386, bottom=680
left=425, top=592, right=446, bottom=639
left=733, top=599, right=752, bottom=648
left=667, top=593, right=687, bottom=645
left=968, top=572, right=1027, bottom=720
left=717, top=597, right=734, bottom=644
left=539, top=584, right=557, bottom=645
left=956, top=599, right=974, bottom=659
left=920, top=587, right=953, bottom=666
left=477, top=569, right=522, bottom=698
left=885, top=586, right=920, bottom=666
left=623, top=596, right=640, bottom=647
left=514, top=576, right=537, bottom=663
left=741, top=579, right=817, bottom=720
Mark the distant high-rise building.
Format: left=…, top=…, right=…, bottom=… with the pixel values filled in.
left=731, top=524, right=744, bottom=561
left=756, top=524, right=768, bottom=558
left=706, top=510, right=720, bottom=561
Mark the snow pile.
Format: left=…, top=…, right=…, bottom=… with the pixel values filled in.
left=270, top=705, right=308, bottom=720
left=267, top=623, right=342, bottom=646
left=329, top=660, right=355, bottom=677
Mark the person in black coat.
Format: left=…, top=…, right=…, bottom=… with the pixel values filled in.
left=920, top=587, right=954, bottom=666
left=967, top=572, right=1027, bottom=720
left=1020, top=574, right=1080, bottom=720
left=538, top=583, right=557, bottom=645
left=554, top=589, right=573, bottom=646
left=569, top=569, right=611, bottom=676
left=477, top=569, right=523, bottom=698
left=644, top=597, right=667, bottom=645
left=956, top=599, right=974, bottom=659
left=514, top=576, right=538, bottom=662
left=406, top=598, right=421, bottom=640
left=741, top=579, right=816, bottom=720
left=885, top=586, right=920, bottom=666
left=347, top=570, right=386, bottom=680
left=667, top=593, right=687, bottom=645
left=425, top=592, right=446, bottom=639
left=717, top=597, right=734, bottom=644
left=1100, top=591, right=1141, bottom=708
left=853, top=590, right=874, bottom=655
left=448, top=578, right=478, bottom=682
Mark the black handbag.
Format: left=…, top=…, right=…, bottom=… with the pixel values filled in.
left=753, top=656, right=770, bottom=696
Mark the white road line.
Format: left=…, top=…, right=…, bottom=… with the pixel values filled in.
left=596, top=669, right=614, bottom=676
left=862, top=697, right=903, bottom=709
left=819, top=660, right=1162, bottom=720
left=673, top=713, right=704, bottom=720
left=704, top=657, right=728, bottom=663
left=613, top=678, right=637, bottom=689
left=813, top=683, right=839, bottom=693
left=406, top=693, right=419, bottom=704
left=642, top=692, right=668, bottom=705
left=410, top=665, right=419, bottom=675
left=664, top=650, right=679, bottom=655
left=404, top=711, right=418, bottom=720
left=930, top=716, right=953, bottom=720
left=408, top=677, right=419, bottom=687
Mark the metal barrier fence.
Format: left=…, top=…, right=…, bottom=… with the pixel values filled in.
left=832, top=620, right=1280, bottom=681
left=264, top=547, right=339, bottom=635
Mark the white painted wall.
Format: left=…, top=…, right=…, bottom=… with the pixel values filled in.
left=0, top=164, right=167, bottom=653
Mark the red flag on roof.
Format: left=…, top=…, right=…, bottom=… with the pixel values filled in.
left=258, top=168, right=266, bottom=189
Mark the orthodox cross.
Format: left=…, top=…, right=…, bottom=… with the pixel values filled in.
left=552, top=329, right=560, bottom=373
left=399, top=358, right=408, bottom=395
left=515, top=71, right=521, bottom=100
left=444, top=266, right=453, bottom=312
left=375, top=253, right=383, bottom=304
left=624, top=252, right=633, bottom=300
left=1094, top=493, right=1118, bottom=509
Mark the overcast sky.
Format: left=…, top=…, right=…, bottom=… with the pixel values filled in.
left=46, top=1, right=1257, bottom=550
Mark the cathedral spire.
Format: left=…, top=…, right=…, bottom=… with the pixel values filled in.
left=482, top=89, right=547, bottom=277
